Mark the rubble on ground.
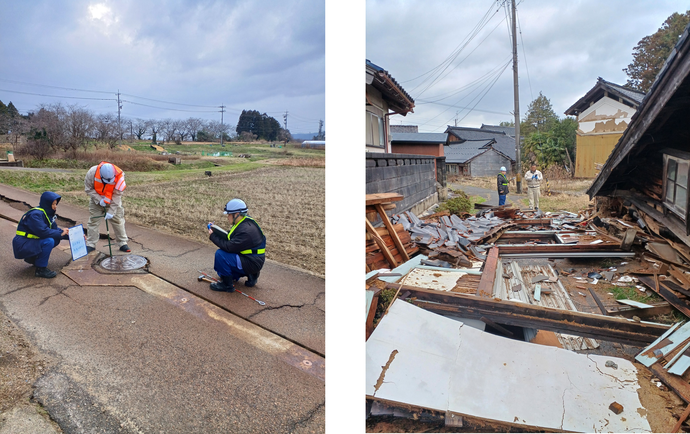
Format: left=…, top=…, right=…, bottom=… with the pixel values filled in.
left=366, top=194, right=690, bottom=432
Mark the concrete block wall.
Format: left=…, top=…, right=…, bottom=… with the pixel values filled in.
left=366, top=153, right=438, bottom=217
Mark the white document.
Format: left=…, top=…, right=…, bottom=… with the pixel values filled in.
left=68, top=225, right=87, bottom=261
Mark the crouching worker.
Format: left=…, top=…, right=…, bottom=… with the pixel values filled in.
left=12, top=191, right=69, bottom=278
left=207, top=199, right=266, bottom=292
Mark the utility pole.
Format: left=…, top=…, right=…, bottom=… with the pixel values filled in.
left=219, top=104, right=225, bottom=147
left=283, top=111, right=288, bottom=130
left=512, top=0, right=523, bottom=194
left=454, top=111, right=459, bottom=127
left=117, top=90, right=123, bottom=145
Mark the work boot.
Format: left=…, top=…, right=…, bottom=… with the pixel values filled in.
left=245, top=272, right=260, bottom=287
left=119, top=244, right=131, bottom=253
left=24, top=256, right=36, bottom=265
left=35, top=267, right=57, bottom=279
left=210, top=275, right=235, bottom=293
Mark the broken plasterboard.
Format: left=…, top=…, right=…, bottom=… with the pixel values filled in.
left=366, top=301, right=650, bottom=433
left=402, top=268, right=469, bottom=292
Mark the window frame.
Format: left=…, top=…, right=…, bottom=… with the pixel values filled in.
left=662, top=151, right=690, bottom=223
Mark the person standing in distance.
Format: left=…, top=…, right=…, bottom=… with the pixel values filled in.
left=524, top=163, right=543, bottom=210
left=497, top=166, right=509, bottom=206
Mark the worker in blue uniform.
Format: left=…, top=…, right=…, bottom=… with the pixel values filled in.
left=207, top=199, right=266, bottom=292
left=12, top=191, right=69, bottom=278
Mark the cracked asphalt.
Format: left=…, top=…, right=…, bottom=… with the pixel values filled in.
left=0, top=183, right=325, bottom=433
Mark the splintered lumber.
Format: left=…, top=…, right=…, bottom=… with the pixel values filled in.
left=365, top=193, right=403, bottom=206
left=637, top=275, right=690, bottom=318
left=476, top=247, right=499, bottom=298
left=672, top=403, right=690, bottom=432
left=375, top=203, right=409, bottom=262
left=588, top=288, right=608, bottom=316
left=607, top=302, right=673, bottom=319
left=387, top=284, right=671, bottom=346
left=648, top=363, right=690, bottom=404
left=366, top=218, right=397, bottom=268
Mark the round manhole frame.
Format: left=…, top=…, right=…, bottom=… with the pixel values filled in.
left=93, top=254, right=150, bottom=274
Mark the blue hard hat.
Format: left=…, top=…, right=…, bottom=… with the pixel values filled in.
left=224, top=199, right=248, bottom=214
left=500, top=166, right=506, bottom=171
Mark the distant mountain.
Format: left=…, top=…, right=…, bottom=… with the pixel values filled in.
left=291, top=133, right=318, bottom=141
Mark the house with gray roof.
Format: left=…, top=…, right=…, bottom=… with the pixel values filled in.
left=443, top=126, right=516, bottom=177
left=564, top=77, right=646, bottom=177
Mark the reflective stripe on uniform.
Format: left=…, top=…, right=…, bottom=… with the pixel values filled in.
left=16, top=230, right=40, bottom=239
left=226, top=216, right=266, bottom=255
left=16, top=207, right=51, bottom=239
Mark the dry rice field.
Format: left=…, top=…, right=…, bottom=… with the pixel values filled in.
left=125, top=166, right=325, bottom=276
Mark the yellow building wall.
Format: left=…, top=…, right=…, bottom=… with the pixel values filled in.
left=574, top=133, right=621, bottom=178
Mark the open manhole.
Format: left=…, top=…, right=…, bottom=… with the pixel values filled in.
left=99, top=254, right=148, bottom=272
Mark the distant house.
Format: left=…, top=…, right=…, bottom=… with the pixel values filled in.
left=589, top=23, right=690, bottom=247
left=565, top=77, right=645, bottom=178
left=444, top=126, right=516, bottom=177
left=390, top=132, right=447, bottom=158
left=480, top=124, right=516, bottom=136
left=390, top=125, right=419, bottom=134
left=365, top=60, right=415, bottom=153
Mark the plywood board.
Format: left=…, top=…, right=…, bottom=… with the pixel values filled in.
left=367, top=301, right=651, bottom=433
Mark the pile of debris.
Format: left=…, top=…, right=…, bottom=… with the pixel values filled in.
left=365, top=193, right=690, bottom=432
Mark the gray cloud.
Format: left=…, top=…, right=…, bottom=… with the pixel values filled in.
left=0, top=0, right=324, bottom=133
left=367, top=0, right=689, bottom=132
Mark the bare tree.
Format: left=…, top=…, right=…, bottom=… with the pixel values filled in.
left=133, top=118, right=150, bottom=140
left=31, top=103, right=69, bottom=153
left=186, top=118, right=205, bottom=141
left=160, top=118, right=178, bottom=143
left=149, top=119, right=161, bottom=143
left=94, top=113, right=118, bottom=149
left=65, top=104, right=94, bottom=154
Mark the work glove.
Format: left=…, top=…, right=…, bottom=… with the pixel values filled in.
left=99, top=198, right=107, bottom=207
left=105, top=213, right=114, bottom=220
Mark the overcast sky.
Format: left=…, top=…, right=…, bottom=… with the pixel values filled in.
left=0, top=0, right=324, bottom=134
left=366, top=0, right=690, bottom=133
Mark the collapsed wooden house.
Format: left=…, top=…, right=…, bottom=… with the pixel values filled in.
left=589, top=23, right=690, bottom=249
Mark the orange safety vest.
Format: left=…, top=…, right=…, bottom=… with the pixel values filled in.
left=94, top=162, right=126, bottom=205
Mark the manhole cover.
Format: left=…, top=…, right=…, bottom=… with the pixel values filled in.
left=100, top=255, right=148, bottom=271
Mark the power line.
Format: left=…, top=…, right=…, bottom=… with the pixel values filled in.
left=0, top=88, right=116, bottom=101
left=120, top=92, right=220, bottom=108
left=516, top=7, right=534, bottom=105
left=121, top=100, right=225, bottom=113
left=401, top=1, right=499, bottom=86
left=0, top=78, right=113, bottom=94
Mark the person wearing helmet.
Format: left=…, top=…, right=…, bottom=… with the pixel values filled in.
left=206, top=198, right=266, bottom=292
left=12, top=191, right=69, bottom=278
left=497, top=166, right=509, bottom=206
left=84, top=161, right=130, bottom=253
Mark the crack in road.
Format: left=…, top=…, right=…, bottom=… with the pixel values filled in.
left=287, top=401, right=324, bottom=433
left=1, top=283, right=36, bottom=297
left=247, top=291, right=325, bottom=320
left=128, top=238, right=204, bottom=258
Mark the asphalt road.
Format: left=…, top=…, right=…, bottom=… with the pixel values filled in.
left=0, top=184, right=325, bottom=433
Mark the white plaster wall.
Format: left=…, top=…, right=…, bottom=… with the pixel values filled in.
left=578, top=96, right=636, bottom=135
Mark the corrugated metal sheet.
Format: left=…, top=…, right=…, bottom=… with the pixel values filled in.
left=494, top=261, right=600, bottom=350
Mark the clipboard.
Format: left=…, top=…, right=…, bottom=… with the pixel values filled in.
left=68, top=225, right=88, bottom=261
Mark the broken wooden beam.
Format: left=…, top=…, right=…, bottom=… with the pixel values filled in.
left=637, top=275, right=690, bottom=318
left=385, top=284, right=671, bottom=346
left=375, top=203, right=410, bottom=263
left=365, top=193, right=404, bottom=206
left=588, top=288, right=608, bottom=316
left=365, top=218, right=398, bottom=268
left=476, top=247, right=499, bottom=298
